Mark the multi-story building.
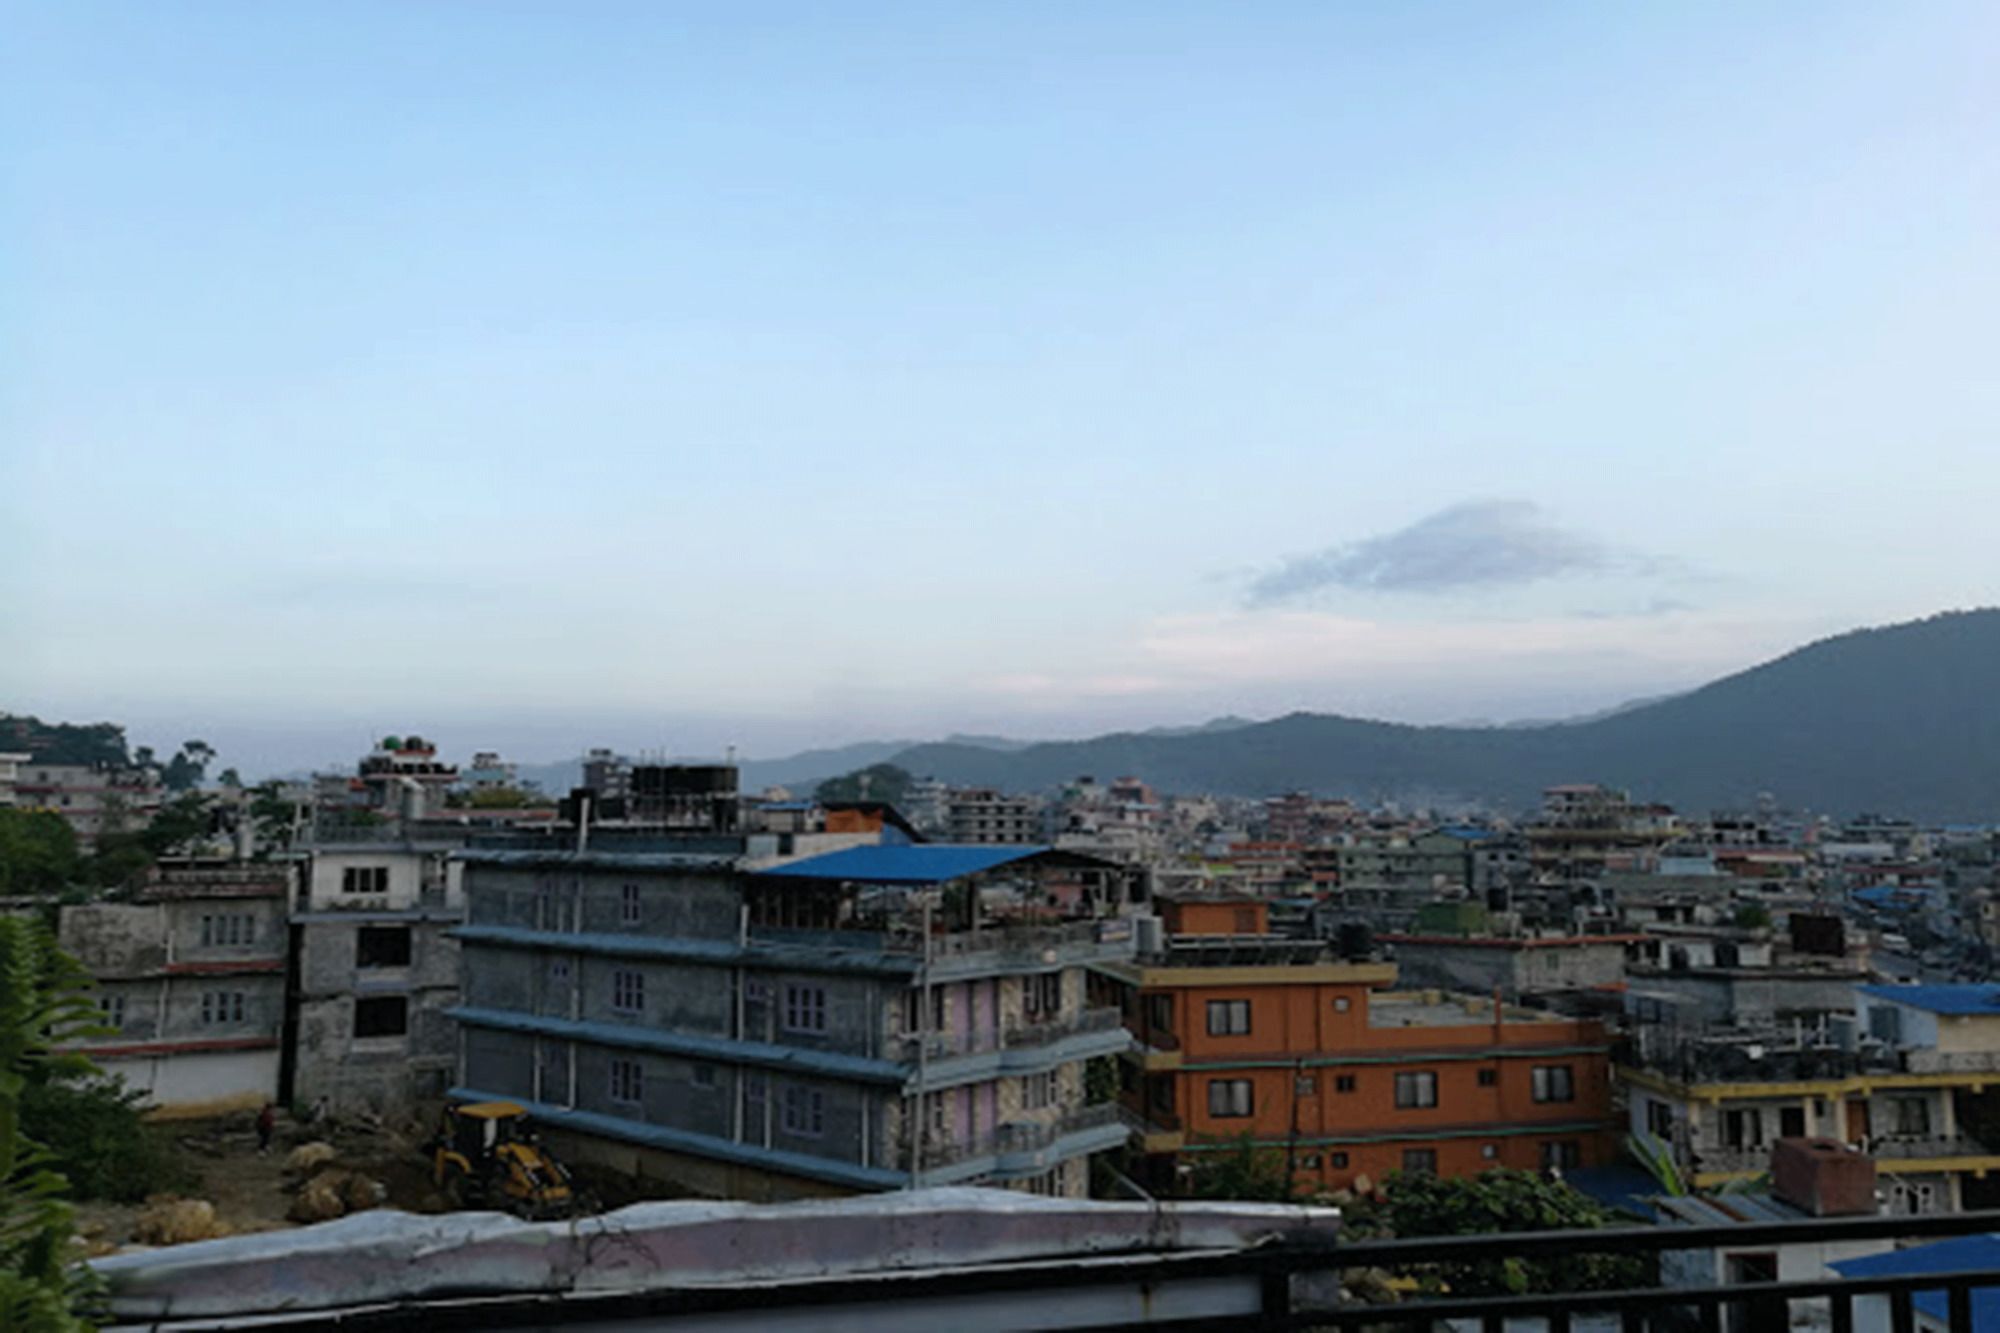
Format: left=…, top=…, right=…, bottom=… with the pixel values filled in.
left=1381, top=930, right=1635, bottom=1005
left=59, top=863, right=290, bottom=1115
left=14, top=760, right=164, bottom=847
left=288, top=837, right=466, bottom=1117
left=1102, top=939, right=1619, bottom=1196
left=0, top=751, right=29, bottom=808
left=1618, top=983, right=2000, bottom=1212
left=946, top=789, right=1043, bottom=845
left=449, top=840, right=1136, bottom=1200
left=354, top=735, right=459, bottom=819
left=1527, top=784, right=1680, bottom=882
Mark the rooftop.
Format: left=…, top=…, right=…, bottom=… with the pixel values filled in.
left=1858, top=983, right=2000, bottom=1015
left=754, top=843, right=1109, bottom=885
left=1368, top=990, right=1572, bottom=1028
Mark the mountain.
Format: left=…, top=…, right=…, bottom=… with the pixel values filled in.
left=883, top=610, right=2000, bottom=820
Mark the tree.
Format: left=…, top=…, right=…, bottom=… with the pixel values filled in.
left=1182, top=1132, right=1297, bottom=1203
left=216, top=768, right=242, bottom=790
left=161, top=740, right=215, bottom=793
left=0, top=917, right=106, bottom=1328
left=0, top=812, right=81, bottom=897
left=1734, top=903, right=1772, bottom=931
left=815, top=764, right=914, bottom=806
left=1344, top=1169, right=1647, bottom=1296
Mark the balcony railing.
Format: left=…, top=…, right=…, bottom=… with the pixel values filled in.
left=900, top=1103, right=1124, bottom=1172
left=891, top=1006, right=1124, bottom=1063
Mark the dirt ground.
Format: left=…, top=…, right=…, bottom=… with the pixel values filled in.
left=76, top=1111, right=448, bottom=1249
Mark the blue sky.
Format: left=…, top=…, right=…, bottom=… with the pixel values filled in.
left=7, top=2, right=1999, bottom=774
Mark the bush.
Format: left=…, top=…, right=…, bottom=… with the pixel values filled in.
left=21, top=1075, right=194, bottom=1203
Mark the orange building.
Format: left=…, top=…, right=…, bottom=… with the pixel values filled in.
left=1095, top=951, right=1618, bottom=1195
left=1158, top=896, right=1269, bottom=938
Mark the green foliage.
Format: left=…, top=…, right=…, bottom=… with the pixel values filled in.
left=160, top=740, right=215, bottom=793
left=1734, top=903, right=1772, bottom=930
left=0, top=811, right=82, bottom=897
left=0, top=916, right=108, bottom=1328
left=0, top=715, right=128, bottom=768
left=248, top=781, right=305, bottom=853
left=1345, top=1169, right=1648, bottom=1296
left=1182, top=1133, right=1297, bottom=1203
left=814, top=764, right=914, bottom=806
left=467, top=786, right=536, bottom=809
left=22, top=1076, right=192, bottom=1204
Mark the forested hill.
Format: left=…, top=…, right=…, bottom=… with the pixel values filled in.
left=885, top=610, right=2000, bottom=820
left=0, top=714, right=129, bottom=766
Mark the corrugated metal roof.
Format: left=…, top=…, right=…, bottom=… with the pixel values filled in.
left=1832, top=1233, right=2000, bottom=1327
left=1859, top=983, right=2000, bottom=1015
left=756, top=844, right=1055, bottom=884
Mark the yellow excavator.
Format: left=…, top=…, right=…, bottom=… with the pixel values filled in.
left=431, top=1101, right=579, bottom=1219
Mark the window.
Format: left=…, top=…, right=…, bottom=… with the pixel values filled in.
left=1780, top=1105, right=1806, bottom=1138
left=611, top=969, right=644, bottom=1015
left=1207, top=1078, right=1253, bottom=1118
left=1333, top=996, right=1351, bottom=1013
left=1025, top=972, right=1062, bottom=1017
left=1394, top=1071, right=1438, bottom=1109
left=1482, top=1144, right=1499, bottom=1160
left=341, top=865, right=390, bottom=895
left=609, top=1058, right=643, bottom=1105
left=1206, top=999, right=1251, bottom=1036
left=1294, top=1072, right=1316, bottom=1097
left=1331, top=1151, right=1349, bottom=1169
left=99, top=994, right=126, bottom=1028
left=549, top=958, right=572, bottom=985
left=781, top=1084, right=825, bottom=1137
left=926, top=1094, right=947, bottom=1136
left=353, top=995, right=407, bottom=1038
left=1297, top=1152, right=1320, bottom=1170
left=744, top=1071, right=768, bottom=1130
left=1893, top=1097, right=1931, bottom=1137
left=356, top=925, right=412, bottom=968
left=692, top=1062, right=716, bottom=1089
left=200, top=991, right=246, bottom=1025
left=1646, top=1099, right=1674, bottom=1139
left=1146, top=994, right=1173, bottom=1033
left=199, top=913, right=254, bottom=947
left=1023, top=1070, right=1060, bottom=1110
left=1402, top=1148, right=1437, bottom=1176
left=1724, top=1107, right=1765, bottom=1149
left=620, top=883, right=641, bottom=927
left=783, top=983, right=827, bottom=1034
left=1541, top=1139, right=1582, bottom=1171
left=1477, top=1068, right=1498, bottom=1088
left=1532, top=1065, right=1575, bottom=1104
left=1334, top=1074, right=1357, bottom=1093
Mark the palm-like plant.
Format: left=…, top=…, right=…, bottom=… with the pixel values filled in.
left=0, top=917, right=106, bottom=1329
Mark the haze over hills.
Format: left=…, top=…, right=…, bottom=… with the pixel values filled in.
left=879, top=610, right=2000, bottom=821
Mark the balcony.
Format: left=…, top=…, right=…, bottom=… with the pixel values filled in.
left=899, top=1103, right=1125, bottom=1173
left=890, top=1006, right=1126, bottom=1065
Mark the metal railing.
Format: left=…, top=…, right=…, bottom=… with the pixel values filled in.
left=897, top=1104, right=1123, bottom=1171
left=889, top=1006, right=1125, bottom=1063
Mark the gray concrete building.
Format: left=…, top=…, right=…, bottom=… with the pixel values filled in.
left=59, top=863, right=290, bottom=1116
left=449, top=840, right=1136, bottom=1200
left=288, top=838, right=465, bottom=1119
left=1380, top=931, right=1633, bottom=1001
left=946, top=790, right=1045, bottom=845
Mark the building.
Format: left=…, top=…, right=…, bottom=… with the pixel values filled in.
left=353, top=735, right=459, bottom=819
left=0, top=751, right=29, bottom=807
left=58, top=863, right=290, bottom=1116
left=1102, top=939, right=1619, bottom=1196
left=288, top=837, right=466, bottom=1118
left=1527, top=784, right=1680, bottom=881
left=946, top=789, right=1044, bottom=845
left=1381, top=931, right=1635, bottom=1004
left=449, top=840, right=1136, bottom=1200
left=1618, top=984, right=2000, bottom=1210
left=13, top=760, right=164, bottom=847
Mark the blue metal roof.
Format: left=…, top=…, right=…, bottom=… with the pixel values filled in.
left=1858, top=983, right=2000, bottom=1016
left=1832, top=1234, right=2000, bottom=1328
left=1565, top=1164, right=1663, bottom=1220
left=756, top=844, right=1056, bottom=885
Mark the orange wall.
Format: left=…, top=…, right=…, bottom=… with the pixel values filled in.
left=824, top=809, right=884, bottom=834
left=1161, top=900, right=1269, bottom=936
left=1133, top=975, right=1615, bottom=1193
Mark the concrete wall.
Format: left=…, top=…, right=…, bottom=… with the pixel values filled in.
left=100, top=1048, right=278, bottom=1119
left=293, top=915, right=460, bottom=1120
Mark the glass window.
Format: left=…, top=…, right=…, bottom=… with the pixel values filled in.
left=609, top=1058, right=642, bottom=1105
left=1401, top=1148, right=1437, bottom=1176
left=1205, top=999, right=1251, bottom=1036
left=1207, top=1078, right=1253, bottom=1118
left=1477, top=1068, right=1498, bottom=1088
left=200, top=991, right=247, bottom=1025
left=781, top=1084, right=825, bottom=1137
left=783, top=983, right=827, bottom=1033
left=1394, top=1071, right=1438, bottom=1109
left=1532, top=1065, right=1575, bottom=1104
left=99, top=994, right=126, bottom=1028
left=353, top=995, right=407, bottom=1037
left=1335, top=1074, right=1357, bottom=1093
left=356, top=925, right=412, bottom=968
left=620, top=882, right=641, bottom=926
left=611, top=969, right=645, bottom=1014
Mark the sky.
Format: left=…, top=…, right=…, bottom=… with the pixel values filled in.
left=7, top=2, right=2000, bottom=776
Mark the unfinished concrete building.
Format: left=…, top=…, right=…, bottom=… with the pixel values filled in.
left=450, top=840, right=1137, bottom=1200
left=59, top=863, right=291, bottom=1116
left=287, top=838, right=465, bottom=1118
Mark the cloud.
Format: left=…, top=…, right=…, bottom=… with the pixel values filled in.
left=1246, top=500, right=1616, bottom=605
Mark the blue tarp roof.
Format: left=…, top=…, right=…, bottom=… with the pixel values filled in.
left=1564, top=1164, right=1661, bottom=1220
left=1858, top=983, right=2000, bottom=1016
left=756, top=844, right=1057, bottom=885
left=1832, top=1233, right=2000, bottom=1329
left=1853, top=884, right=1935, bottom=907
